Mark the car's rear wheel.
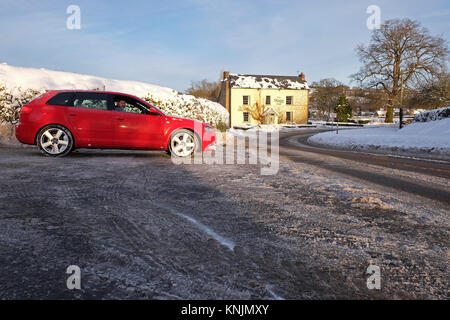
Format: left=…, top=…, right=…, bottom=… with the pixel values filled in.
left=169, top=129, right=199, bottom=157
left=37, top=125, right=73, bottom=157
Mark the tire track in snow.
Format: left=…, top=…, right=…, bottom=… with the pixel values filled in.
left=266, top=285, right=285, bottom=300
left=149, top=201, right=236, bottom=251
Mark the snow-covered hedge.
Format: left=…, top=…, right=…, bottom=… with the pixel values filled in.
left=141, top=93, right=228, bottom=127
left=0, top=84, right=229, bottom=128
left=0, top=63, right=229, bottom=127
left=414, top=106, right=450, bottom=122
left=0, top=85, right=43, bottom=124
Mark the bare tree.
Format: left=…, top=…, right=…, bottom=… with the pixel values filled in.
left=349, top=87, right=389, bottom=113
left=240, top=102, right=266, bottom=124
left=186, top=79, right=221, bottom=101
left=310, top=78, right=347, bottom=120
left=352, top=18, right=449, bottom=122
left=407, top=72, right=450, bottom=109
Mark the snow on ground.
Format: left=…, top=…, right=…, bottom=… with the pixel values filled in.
left=0, top=62, right=228, bottom=124
left=308, top=117, right=450, bottom=157
left=230, top=125, right=284, bottom=135
left=229, top=124, right=317, bottom=138
left=309, top=120, right=400, bottom=127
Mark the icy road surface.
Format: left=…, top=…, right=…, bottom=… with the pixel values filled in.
left=0, top=129, right=448, bottom=299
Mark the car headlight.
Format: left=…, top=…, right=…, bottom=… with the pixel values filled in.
left=204, top=126, right=214, bottom=133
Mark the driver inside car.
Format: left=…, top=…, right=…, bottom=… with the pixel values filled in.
left=114, top=99, right=127, bottom=111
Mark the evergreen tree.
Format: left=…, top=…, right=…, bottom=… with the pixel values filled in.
left=334, top=93, right=352, bottom=122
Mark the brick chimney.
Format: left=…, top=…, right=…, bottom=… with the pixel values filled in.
left=223, top=71, right=231, bottom=126
left=299, top=72, right=306, bottom=81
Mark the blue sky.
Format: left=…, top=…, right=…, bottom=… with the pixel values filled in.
left=0, top=0, right=449, bottom=91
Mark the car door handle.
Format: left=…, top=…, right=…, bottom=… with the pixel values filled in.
left=69, top=113, right=77, bottom=117
left=116, top=117, right=125, bottom=120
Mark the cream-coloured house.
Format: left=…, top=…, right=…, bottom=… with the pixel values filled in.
left=218, top=71, right=309, bottom=127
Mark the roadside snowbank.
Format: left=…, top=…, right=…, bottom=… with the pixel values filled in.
left=229, top=125, right=318, bottom=139
left=414, top=107, right=449, bottom=122
left=308, top=118, right=450, bottom=158
left=0, top=62, right=228, bottom=125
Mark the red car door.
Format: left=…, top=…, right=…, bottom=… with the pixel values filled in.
left=110, top=95, right=164, bottom=150
left=66, top=92, right=115, bottom=148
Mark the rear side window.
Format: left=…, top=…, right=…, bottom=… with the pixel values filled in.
left=73, top=93, right=110, bottom=111
left=46, top=93, right=75, bottom=106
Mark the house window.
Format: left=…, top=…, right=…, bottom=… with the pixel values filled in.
left=243, top=112, right=249, bottom=122
left=266, top=96, right=271, bottom=105
left=286, top=96, right=293, bottom=105
left=286, top=111, right=292, bottom=121
left=243, top=96, right=250, bottom=105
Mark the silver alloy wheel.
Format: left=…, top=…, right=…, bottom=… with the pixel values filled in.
left=170, top=132, right=196, bottom=157
left=40, top=128, right=70, bottom=155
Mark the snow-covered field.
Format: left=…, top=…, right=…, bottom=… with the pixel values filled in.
left=0, top=63, right=228, bottom=125
left=308, top=117, right=450, bottom=158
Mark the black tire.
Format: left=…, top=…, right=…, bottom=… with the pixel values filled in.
left=36, top=125, right=74, bottom=157
left=169, top=129, right=201, bottom=158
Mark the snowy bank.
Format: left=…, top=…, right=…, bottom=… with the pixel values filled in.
left=308, top=117, right=450, bottom=159
left=414, top=106, right=449, bottom=122
left=229, top=124, right=317, bottom=137
left=0, top=62, right=228, bottom=126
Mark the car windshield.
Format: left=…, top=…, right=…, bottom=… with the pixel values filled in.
left=134, top=96, right=166, bottom=115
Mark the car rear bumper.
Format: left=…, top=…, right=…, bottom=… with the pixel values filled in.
left=15, top=121, right=35, bottom=145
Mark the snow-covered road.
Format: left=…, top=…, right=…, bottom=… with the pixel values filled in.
left=0, top=130, right=448, bottom=299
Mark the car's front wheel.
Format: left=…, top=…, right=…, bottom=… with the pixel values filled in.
left=169, top=129, right=199, bottom=157
left=37, top=125, right=74, bottom=157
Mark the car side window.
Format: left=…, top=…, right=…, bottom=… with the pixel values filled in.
left=113, top=95, right=149, bottom=114
left=73, top=93, right=109, bottom=111
left=123, top=102, right=142, bottom=114
left=46, top=93, right=75, bottom=106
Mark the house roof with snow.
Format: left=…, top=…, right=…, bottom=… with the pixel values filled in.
left=226, top=73, right=309, bottom=90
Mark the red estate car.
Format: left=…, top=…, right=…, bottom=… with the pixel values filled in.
left=15, top=90, right=216, bottom=157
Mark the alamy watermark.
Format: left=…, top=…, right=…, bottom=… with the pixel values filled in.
left=66, top=265, right=81, bottom=290
left=366, top=5, right=381, bottom=30
left=170, top=124, right=280, bottom=176
left=366, top=264, right=381, bottom=290
left=66, top=5, right=81, bottom=30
